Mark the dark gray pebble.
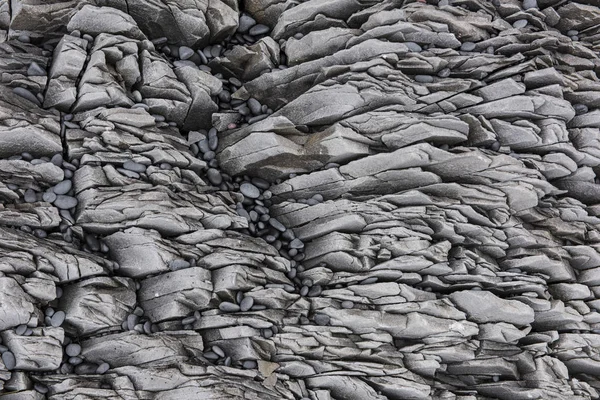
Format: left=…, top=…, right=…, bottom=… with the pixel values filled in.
left=219, top=302, right=240, bottom=312
left=207, top=168, right=223, bottom=185
left=249, top=24, right=269, bottom=36
left=314, top=314, right=330, bottom=326
left=269, top=218, right=286, bottom=232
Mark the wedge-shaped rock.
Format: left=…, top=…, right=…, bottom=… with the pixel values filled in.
left=1, top=328, right=63, bottom=371
left=59, top=276, right=136, bottom=336
left=138, top=267, right=212, bottom=323
left=449, top=290, right=534, bottom=326
left=81, top=331, right=204, bottom=368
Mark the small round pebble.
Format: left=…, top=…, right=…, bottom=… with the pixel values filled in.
left=523, top=0, right=537, bottom=9
left=513, top=19, right=528, bottom=29
left=240, top=182, right=260, bottom=199
left=242, top=360, right=258, bottom=369
left=314, top=314, right=330, bottom=326
left=15, top=325, right=27, bottom=335
left=96, top=362, right=110, bottom=374
left=341, top=301, right=354, bottom=309
left=249, top=24, right=269, bottom=36
left=54, top=195, right=78, bottom=210
left=179, top=46, right=194, bottom=60
left=24, top=189, right=37, bottom=203
left=43, top=191, right=57, bottom=203
left=53, top=180, right=72, bottom=195
left=66, top=343, right=82, bottom=357
left=240, top=296, right=254, bottom=312
left=460, top=42, right=476, bottom=52
left=50, top=310, right=66, bottom=327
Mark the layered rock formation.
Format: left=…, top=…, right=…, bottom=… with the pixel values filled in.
left=0, top=0, right=600, bottom=399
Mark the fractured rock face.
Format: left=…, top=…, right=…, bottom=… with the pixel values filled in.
left=1, top=0, right=600, bottom=399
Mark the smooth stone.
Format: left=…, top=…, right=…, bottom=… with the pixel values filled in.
left=460, top=42, right=476, bottom=52
left=240, top=297, right=254, bottom=312
left=249, top=24, right=269, bottom=36
left=341, top=301, right=354, bottom=309
left=405, top=42, right=422, bottom=52
left=308, top=285, right=322, bottom=297
left=15, top=325, right=27, bottom=335
left=208, top=127, right=218, bottom=150
left=96, top=362, right=110, bottom=374
left=212, top=346, right=225, bottom=358
left=211, top=45, right=222, bottom=58
left=179, top=46, right=194, bottom=60
left=229, top=77, right=242, bottom=87
left=24, top=189, right=37, bottom=203
left=219, top=302, right=240, bottom=312
left=268, top=218, right=286, bottom=232
left=54, top=195, right=78, bottom=209
left=300, top=286, right=309, bottom=296
left=247, top=99, right=262, bottom=116
left=28, top=61, right=47, bottom=77
left=289, top=238, right=304, bottom=249
left=181, top=316, right=196, bottom=325
left=243, top=360, right=257, bottom=369
left=251, top=177, right=270, bottom=189
left=66, top=343, right=82, bottom=357
left=51, top=311, right=66, bottom=327
left=51, top=154, right=63, bottom=166
left=513, top=19, right=528, bottom=28
left=206, top=168, right=223, bottom=186
left=415, top=75, right=434, bottom=83
left=240, top=182, right=260, bottom=199
left=204, top=351, right=219, bottom=360
left=13, top=86, right=40, bottom=105
left=314, top=314, right=330, bottom=326
left=2, top=351, right=16, bottom=370
left=53, top=180, right=72, bottom=195
left=523, top=0, right=537, bottom=9
left=238, top=14, right=256, bottom=33
left=123, top=161, right=147, bottom=173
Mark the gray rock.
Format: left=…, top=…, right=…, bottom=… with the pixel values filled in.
left=53, top=195, right=77, bottom=209
left=448, top=290, right=535, bottom=326
left=240, top=182, right=261, bottom=199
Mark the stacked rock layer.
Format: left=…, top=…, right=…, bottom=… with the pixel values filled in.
left=0, top=0, right=600, bottom=399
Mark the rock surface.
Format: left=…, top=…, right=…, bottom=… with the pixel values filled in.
left=0, top=1, right=599, bottom=399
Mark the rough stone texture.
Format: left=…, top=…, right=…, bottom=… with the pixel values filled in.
left=0, top=1, right=600, bottom=399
